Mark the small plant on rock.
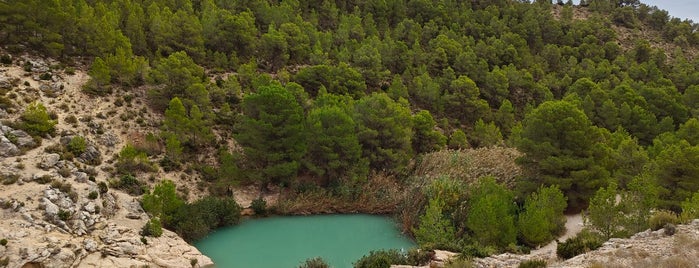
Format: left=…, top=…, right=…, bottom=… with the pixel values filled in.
left=67, top=136, right=87, bottom=155
left=556, top=229, right=603, bottom=260
left=0, top=238, right=7, bottom=246
left=39, top=73, right=52, bottom=80
left=57, top=209, right=71, bottom=221
left=141, top=217, right=163, bottom=237
left=98, top=181, right=108, bottom=194
left=88, top=191, right=98, bottom=200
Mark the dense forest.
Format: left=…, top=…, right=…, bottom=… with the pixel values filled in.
left=3, top=0, right=699, bottom=264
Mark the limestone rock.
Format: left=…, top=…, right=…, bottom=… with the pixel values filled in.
left=10, top=129, right=35, bottom=148
left=40, top=153, right=61, bottom=169
left=100, top=132, right=120, bottom=147
left=0, top=72, right=17, bottom=89
left=0, top=134, right=20, bottom=157
left=83, top=201, right=96, bottom=214
left=78, top=145, right=101, bottom=165
left=101, top=193, right=118, bottom=217
left=43, top=198, right=59, bottom=218
left=74, top=171, right=88, bottom=183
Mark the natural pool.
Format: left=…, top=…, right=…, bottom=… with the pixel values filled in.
left=194, top=214, right=416, bottom=268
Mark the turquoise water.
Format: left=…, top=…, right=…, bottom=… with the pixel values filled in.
left=194, top=214, right=416, bottom=268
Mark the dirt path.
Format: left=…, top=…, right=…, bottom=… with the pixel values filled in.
left=530, top=214, right=584, bottom=257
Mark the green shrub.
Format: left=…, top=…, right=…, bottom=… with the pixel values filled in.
left=140, top=236, right=148, bottom=245
left=353, top=249, right=430, bottom=268
left=173, top=197, right=242, bottom=241
left=116, top=144, right=155, bottom=175
left=190, top=258, right=198, bottom=267
left=556, top=230, right=603, bottom=259
left=98, top=181, right=108, bottom=194
left=0, top=238, right=7, bottom=246
left=19, top=102, right=56, bottom=136
left=67, top=136, right=87, bottom=155
left=251, top=197, right=267, bottom=215
left=0, top=54, right=11, bottom=64
left=65, top=67, right=75, bottom=75
left=649, top=210, right=679, bottom=231
left=141, top=217, right=163, bottom=237
left=518, top=259, right=547, bottom=268
left=88, top=191, right=98, bottom=200
left=681, top=191, right=699, bottom=223
left=298, top=257, right=330, bottom=268
left=461, top=243, right=497, bottom=258
left=39, top=73, right=52, bottom=80
left=111, top=174, right=147, bottom=196
left=57, top=209, right=71, bottom=221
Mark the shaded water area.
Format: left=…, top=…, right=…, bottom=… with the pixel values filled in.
left=194, top=214, right=416, bottom=268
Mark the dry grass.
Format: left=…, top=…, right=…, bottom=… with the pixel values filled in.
left=411, top=147, right=522, bottom=188
left=274, top=173, right=403, bottom=215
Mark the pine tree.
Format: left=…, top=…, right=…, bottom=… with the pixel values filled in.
left=413, top=197, right=456, bottom=248
left=412, top=110, right=446, bottom=154
left=163, top=97, right=189, bottom=144
left=466, top=177, right=517, bottom=248
left=305, top=105, right=367, bottom=185
left=354, top=92, right=413, bottom=173
left=517, top=100, right=610, bottom=211
left=518, top=186, right=567, bottom=246
left=236, top=85, right=307, bottom=184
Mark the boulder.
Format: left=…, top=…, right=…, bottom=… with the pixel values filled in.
left=40, top=153, right=61, bottom=169
left=100, top=133, right=120, bottom=147
left=44, top=198, right=59, bottom=219
left=101, top=193, right=118, bottom=217
left=78, top=145, right=101, bottom=165
left=10, top=129, right=35, bottom=148
left=83, top=239, right=98, bottom=252
left=74, top=171, right=88, bottom=183
left=0, top=134, right=20, bottom=157
left=0, top=73, right=16, bottom=89
left=83, top=202, right=96, bottom=214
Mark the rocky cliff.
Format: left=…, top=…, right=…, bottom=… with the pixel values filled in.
left=0, top=55, right=213, bottom=268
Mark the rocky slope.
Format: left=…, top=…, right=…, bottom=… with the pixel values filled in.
left=395, top=218, right=699, bottom=268
left=0, top=55, right=213, bottom=268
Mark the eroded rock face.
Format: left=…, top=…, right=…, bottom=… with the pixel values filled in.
left=1, top=187, right=215, bottom=268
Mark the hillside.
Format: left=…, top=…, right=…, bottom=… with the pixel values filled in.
left=0, top=55, right=214, bottom=267
left=2, top=0, right=699, bottom=267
